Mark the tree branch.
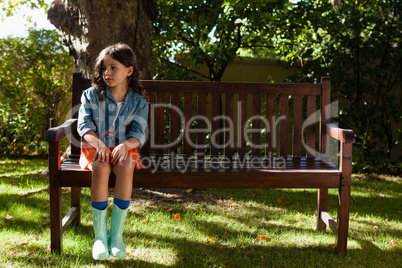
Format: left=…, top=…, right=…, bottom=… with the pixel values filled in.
left=159, top=58, right=211, bottom=80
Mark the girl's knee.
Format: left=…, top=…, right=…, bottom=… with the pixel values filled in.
left=92, top=161, right=112, bottom=174
left=113, top=160, right=134, bottom=176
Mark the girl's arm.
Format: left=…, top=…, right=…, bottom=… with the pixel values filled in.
left=83, top=130, right=111, bottom=163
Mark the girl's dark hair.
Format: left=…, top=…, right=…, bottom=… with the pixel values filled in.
left=92, top=43, right=149, bottom=102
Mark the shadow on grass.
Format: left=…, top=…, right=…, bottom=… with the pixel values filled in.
left=29, top=226, right=401, bottom=267
left=2, top=170, right=401, bottom=267
left=46, top=186, right=401, bottom=266
left=0, top=193, right=50, bottom=232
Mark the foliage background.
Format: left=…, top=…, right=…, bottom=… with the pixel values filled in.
left=0, top=29, right=74, bottom=156
left=273, top=0, right=402, bottom=174
left=152, top=0, right=401, bottom=174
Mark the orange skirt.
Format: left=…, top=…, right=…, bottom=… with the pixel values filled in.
left=79, top=141, right=145, bottom=171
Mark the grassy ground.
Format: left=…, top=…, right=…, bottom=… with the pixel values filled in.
left=0, top=158, right=401, bottom=267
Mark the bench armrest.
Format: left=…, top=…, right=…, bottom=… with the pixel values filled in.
left=324, top=124, right=354, bottom=144
left=46, top=119, right=77, bottom=142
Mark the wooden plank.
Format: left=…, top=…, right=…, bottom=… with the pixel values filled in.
left=211, top=93, right=221, bottom=156
left=238, top=94, right=248, bottom=156
left=306, top=95, right=316, bottom=158
left=321, top=211, right=338, bottom=234
left=130, top=171, right=341, bottom=189
left=71, top=73, right=84, bottom=157
left=169, top=92, right=180, bottom=154
left=197, top=92, right=207, bottom=155
left=70, top=187, right=81, bottom=226
left=317, top=188, right=329, bottom=233
left=336, top=141, right=353, bottom=257
left=292, top=95, right=303, bottom=158
left=72, top=72, right=83, bottom=119
left=251, top=94, right=261, bottom=156
left=61, top=207, right=79, bottom=234
left=141, top=80, right=322, bottom=95
left=320, top=77, right=331, bottom=159
left=324, top=124, right=355, bottom=143
left=155, top=92, right=165, bottom=155
left=183, top=92, right=193, bottom=156
left=279, top=95, right=289, bottom=157
left=266, top=94, right=275, bottom=156
left=48, top=141, right=62, bottom=253
left=225, top=93, right=234, bottom=157
left=58, top=156, right=341, bottom=188
left=141, top=96, right=152, bottom=155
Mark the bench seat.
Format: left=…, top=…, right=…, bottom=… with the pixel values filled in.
left=59, top=156, right=341, bottom=188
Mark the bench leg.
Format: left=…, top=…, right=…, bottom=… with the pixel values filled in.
left=317, top=188, right=328, bottom=233
left=336, top=142, right=352, bottom=257
left=336, top=182, right=350, bottom=256
left=71, top=187, right=81, bottom=226
left=50, top=181, right=62, bottom=253
left=49, top=141, right=62, bottom=253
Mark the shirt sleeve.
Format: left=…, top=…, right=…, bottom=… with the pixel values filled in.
left=126, top=99, right=149, bottom=147
left=77, top=88, right=98, bottom=137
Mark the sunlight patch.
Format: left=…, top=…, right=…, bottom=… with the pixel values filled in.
left=128, top=247, right=177, bottom=266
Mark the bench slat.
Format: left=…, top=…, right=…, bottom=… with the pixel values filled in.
left=197, top=92, right=207, bottom=155
left=266, top=94, right=275, bottom=156
left=211, top=93, right=221, bottom=156
left=169, top=92, right=180, bottom=154
left=238, top=93, right=248, bottom=155
left=225, top=93, right=234, bottom=157
left=141, top=92, right=152, bottom=155
left=306, top=95, right=316, bottom=158
left=156, top=92, right=165, bottom=155
left=252, top=94, right=261, bottom=156
left=293, top=95, right=303, bottom=158
left=320, top=77, right=331, bottom=158
left=60, top=156, right=339, bottom=171
left=58, top=167, right=341, bottom=189
left=183, top=92, right=193, bottom=156
left=279, top=95, right=289, bottom=157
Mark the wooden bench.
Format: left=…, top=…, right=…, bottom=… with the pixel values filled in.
left=47, top=72, right=354, bottom=256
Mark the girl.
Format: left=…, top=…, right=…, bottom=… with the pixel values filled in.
left=77, top=43, right=149, bottom=260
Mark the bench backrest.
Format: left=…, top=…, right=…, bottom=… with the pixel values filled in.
left=71, top=72, right=331, bottom=159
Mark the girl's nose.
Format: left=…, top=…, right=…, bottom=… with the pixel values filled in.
left=104, top=68, right=111, bottom=75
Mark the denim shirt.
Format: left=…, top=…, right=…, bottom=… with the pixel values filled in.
left=77, top=86, right=148, bottom=148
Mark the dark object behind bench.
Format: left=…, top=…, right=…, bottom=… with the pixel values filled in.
left=47, top=72, right=354, bottom=256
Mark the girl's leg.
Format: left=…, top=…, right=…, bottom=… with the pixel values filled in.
left=109, top=158, right=135, bottom=258
left=91, top=161, right=112, bottom=201
left=90, top=161, right=112, bottom=260
left=112, top=158, right=135, bottom=200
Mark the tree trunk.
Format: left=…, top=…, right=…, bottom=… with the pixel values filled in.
left=48, top=0, right=157, bottom=79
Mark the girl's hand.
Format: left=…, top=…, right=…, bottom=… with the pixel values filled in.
left=94, top=145, right=111, bottom=163
left=111, top=143, right=128, bottom=165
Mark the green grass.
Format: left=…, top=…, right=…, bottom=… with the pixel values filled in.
left=0, top=158, right=401, bottom=267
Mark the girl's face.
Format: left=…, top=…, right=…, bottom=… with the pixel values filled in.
left=102, top=56, right=134, bottom=91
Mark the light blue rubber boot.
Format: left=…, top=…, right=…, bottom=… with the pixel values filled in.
left=91, top=207, right=109, bottom=260
left=109, top=205, right=129, bottom=258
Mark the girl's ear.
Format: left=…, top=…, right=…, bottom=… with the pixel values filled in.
left=127, top=66, right=134, bottom=77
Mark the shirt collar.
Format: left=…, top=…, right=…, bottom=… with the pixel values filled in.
left=105, top=87, right=136, bottom=104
